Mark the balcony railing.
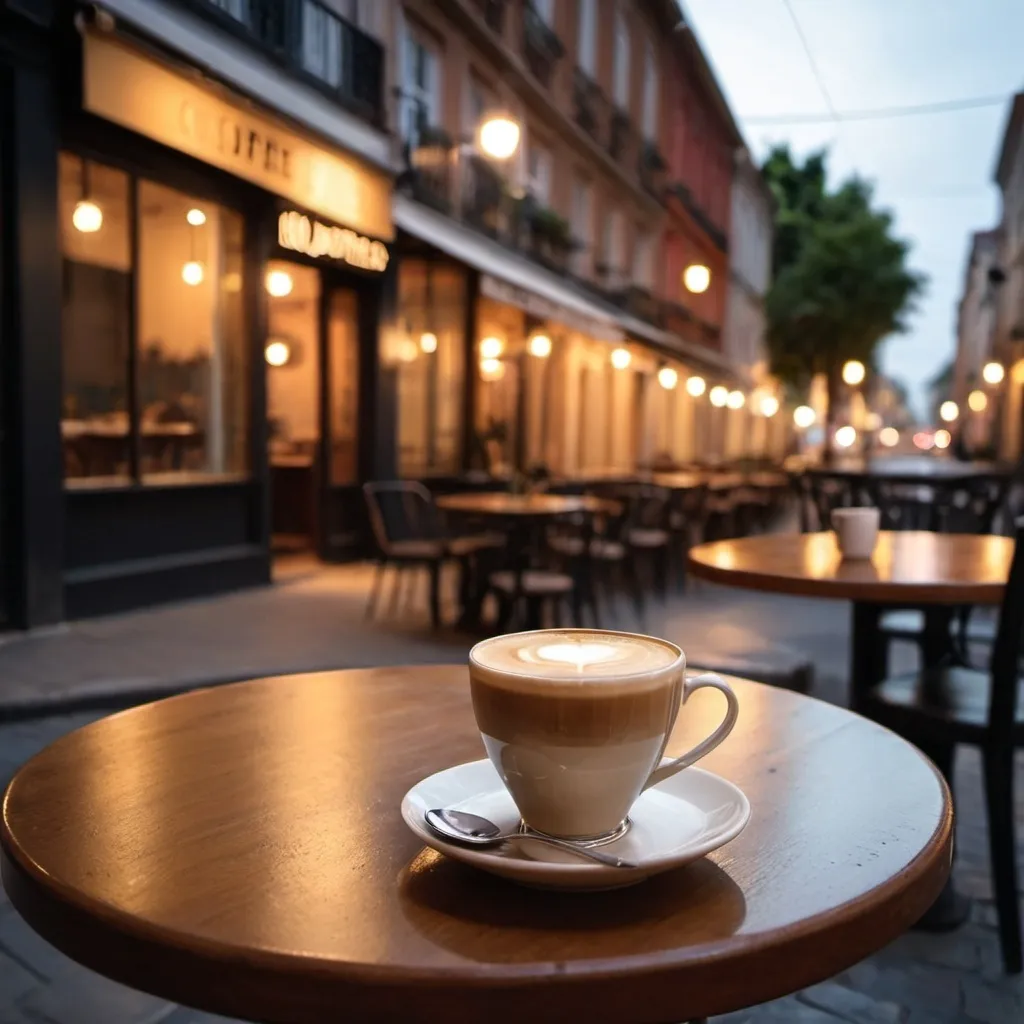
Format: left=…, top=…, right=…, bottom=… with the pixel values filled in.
left=522, top=2, right=565, bottom=88
left=470, top=0, right=507, bottom=35
left=638, top=141, right=667, bottom=199
left=176, top=0, right=384, bottom=125
left=607, top=108, right=635, bottom=164
left=572, top=68, right=602, bottom=139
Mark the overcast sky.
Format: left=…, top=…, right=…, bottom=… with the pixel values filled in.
left=680, top=0, right=1024, bottom=415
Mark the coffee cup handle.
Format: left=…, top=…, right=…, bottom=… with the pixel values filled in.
left=642, top=672, right=739, bottom=791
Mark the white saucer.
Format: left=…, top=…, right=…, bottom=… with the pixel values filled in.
left=401, top=759, right=750, bottom=890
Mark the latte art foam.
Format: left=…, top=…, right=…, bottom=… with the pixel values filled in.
left=470, top=630, right=681, bottom=695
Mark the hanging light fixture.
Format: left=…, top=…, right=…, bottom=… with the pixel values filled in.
left=265, top=340, right=291, bottom=367
left=182, top=213, right=204, bottom=286
left=419, top=332, right=438, bottom=354
left=480, top=357, right=506, bottom=381
left=72, top=158, right=103, bottom=234
left=759, top=395, right=780, bottom=417
left=528, top=333, right=552, bottom=358
left=982, top=361, right=1005, bottom=385
left=793, top=405, right=816, bottom=428
left=939, top=400, right=959, bottom=423
left=186, top=208, right=207, bottom=226
left=478, top=114, right=521, bottom=160
left=968, top=389, right=988, bottom=412
left=835, top=425, right=857, bottom=448
left=480, top=336, right=504, bottom=359
left=686, top=375, right=706, bottom=397
left=265, top=268, right=294, bottom=297
left=657, top=366, right=678, bottom=390
left=610, top=347, right=632, bottom=369
left=709, top=385, right=729, bottom=407
left=726, top=390, right=746, bottom=410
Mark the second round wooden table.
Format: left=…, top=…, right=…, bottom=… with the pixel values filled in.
left=2, top=666, right=951, bottom=1024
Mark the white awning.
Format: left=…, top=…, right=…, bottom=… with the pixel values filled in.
left=394, top=195, right=741, bottom=377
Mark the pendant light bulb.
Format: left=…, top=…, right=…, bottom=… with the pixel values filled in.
left=182, top=260, right=205, bottom=286
left=73, top=200, right=103, bottom=233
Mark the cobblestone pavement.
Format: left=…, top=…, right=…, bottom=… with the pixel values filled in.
left=0, top=565, right=1021, bottom=1022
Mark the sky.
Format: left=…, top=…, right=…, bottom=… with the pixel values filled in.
left=680, top=0, right=1024, bottom=415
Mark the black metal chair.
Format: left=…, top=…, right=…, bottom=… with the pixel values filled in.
left=863, top=517, right=1024, bottom=974
left=363, top=482, right=501, bottom=629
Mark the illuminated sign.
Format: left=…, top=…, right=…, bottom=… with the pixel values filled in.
left=83, top=33, right=393, bottom=241
left=278, top=211, right=389, bottom=272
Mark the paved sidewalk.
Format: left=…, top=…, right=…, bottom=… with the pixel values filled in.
left=0, top=562, right=1020, bottom=1022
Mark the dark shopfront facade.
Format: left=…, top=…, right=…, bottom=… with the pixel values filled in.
left=0, top=5, right=396, bottom=627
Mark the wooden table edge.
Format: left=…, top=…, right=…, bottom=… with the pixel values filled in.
left=686, top=553, right=1006, bottom=606
left=0, top=728, right=954, bottom=1024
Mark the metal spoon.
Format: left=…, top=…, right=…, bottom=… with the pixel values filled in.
left=425, top=808, right=636, bottom=868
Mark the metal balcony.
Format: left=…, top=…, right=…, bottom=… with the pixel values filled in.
left=175, top=0, right=384, bottom=125
left=521, top=2, right=564, bottom=88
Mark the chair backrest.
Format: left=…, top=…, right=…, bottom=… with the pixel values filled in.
left=988, top=517, right=1024, bottom=739
left=933, top=475, right=1011, bottom=535
left=362, top=482, right=440, bottom=554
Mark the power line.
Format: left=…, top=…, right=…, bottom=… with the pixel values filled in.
left=743, top=93, right=1008, bottom=126
left=781, top=0, right=838, bottom=121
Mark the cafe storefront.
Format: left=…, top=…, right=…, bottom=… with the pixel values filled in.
left=1, top=21, right=394, bottom=625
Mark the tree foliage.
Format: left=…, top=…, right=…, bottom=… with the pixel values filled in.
left=762, top=146, right=927, bottom=394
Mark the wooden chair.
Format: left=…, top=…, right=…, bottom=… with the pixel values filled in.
left=363, top=482, right=501, bottom=629
left=862, top=517, right=1024, bottom=974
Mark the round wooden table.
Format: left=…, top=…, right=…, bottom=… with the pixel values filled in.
left=2, top=667, right=952, bottom=1024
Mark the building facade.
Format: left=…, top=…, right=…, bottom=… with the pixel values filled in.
left=994, top=92, right=1024, bottom=461
left=0, top=0, right=766, bottom=629
left=723, top=148, right=777, bottom=459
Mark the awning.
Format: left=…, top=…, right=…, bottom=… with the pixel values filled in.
left=394, top=195, right=740, bottom=376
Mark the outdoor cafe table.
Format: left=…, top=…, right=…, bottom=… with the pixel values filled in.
left=1, top=668, right=951, bottom=1024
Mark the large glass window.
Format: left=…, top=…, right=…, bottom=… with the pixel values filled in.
left=60, top=152, right=248, bottom=486
left=397, top=260, right=467, bottom=477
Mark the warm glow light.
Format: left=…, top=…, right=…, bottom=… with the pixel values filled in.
left=265, top=269, right=294, bottom=297
left=879, top=426, right=899, bottom=447
left=709, top=385, right=729, bottom=408
left=682, top=264, right=711, bottom=294
left=934, top=428, right=952, bottom=449
left=864, top=411, right=883, bottom=431
left=835, top=425, right=857, bottom=448
left=610, top=347, right=632, bottom=370
left=72, top=200, right=103, bottom=233
left=793, top=405, right=816, bottom=428
left=939, top=400, right=959, bottom=423
left=842, top=360, right=866, bottom=386
left=419, top=332, right=438, bottom=354
left=913, top=431, right=935, bottom=450
left=478, top=116, right=521, bottom=159
left=265, top=340, right=290, bottom=367
left=186, top=208, right=207, bottom=226
left=982, top=361, right=1005, bottom=385
left=480, top=336, right=504, bottom=359
left=181, top=260, right=204, bottom=286
left=658, top=366, right=679, bottom=390
left=528, top=333, right=552, bottom=358
left=760, top=395, right=780, bottom=417
left=968, top=389, right=988, bottom=412
left=726, top=389, right=746, bottom=410
left=480, top=357, right=505, bottom=381
left=686, top=375, right=707, bottom=397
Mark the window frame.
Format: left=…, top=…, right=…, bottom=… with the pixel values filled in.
left=612, top=7, right=631, bottom=110
left=400, top=19, right=442, bottom=146
left=641, top=36, right=658, bottom=140
left=59, top=148, right=252, bottom=490
left=578, top=0, right=597, bottom=76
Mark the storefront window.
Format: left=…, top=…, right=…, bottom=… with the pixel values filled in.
left=397, top=260, right=466, bottom=477
left=60, top=153, right=248, bottom=485
left=328, top=288, right=360, bottom=484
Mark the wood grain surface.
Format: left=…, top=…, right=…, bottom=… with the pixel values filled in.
left=1, top=668, right=952, bottom=1024
left=688, top=531, right=1014, bottom=605
left=437, top=492, right=615, bottom=517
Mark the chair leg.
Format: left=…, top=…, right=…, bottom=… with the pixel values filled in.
left=982, top=747, right=1022, bottom=973
left=365, top=561, right=385, bottom=621
left=428, top=561, right=442, bottom=631
left=626, top=555, right=645, bottom=627
left=388, top=566, right=404, bottom=616
left=652, top=549, right=669, bottom=601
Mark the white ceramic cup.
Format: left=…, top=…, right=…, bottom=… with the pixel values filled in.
left=468, top=629, right=739, bottom=841
left=831, top=506, right=881, bottom=560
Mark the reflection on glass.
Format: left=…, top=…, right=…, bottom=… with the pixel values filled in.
left=397, top=260, right=467, bottom=477
left=138, top=180, right=247, bottom=480
left=60, top=154, right=132, bottom=483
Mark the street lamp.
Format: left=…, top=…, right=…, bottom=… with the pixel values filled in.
left=968, top=389, right=988, bottom=412
left=842, top=360, right=866, bottom=386
left=879, top=426, right=899, bottom=447
left=478, top=115, right=520, bottom=160
left=982, top=361, right=1005, bottom=385
left=939, top=400, right=959, bottom=423
left=835, top=425, right=857, bottom=448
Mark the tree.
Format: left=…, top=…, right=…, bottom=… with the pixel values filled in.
left=762, top=146, right=927, bottom=446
